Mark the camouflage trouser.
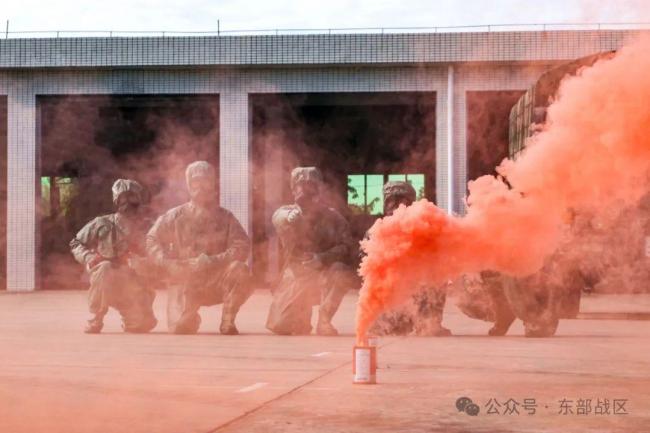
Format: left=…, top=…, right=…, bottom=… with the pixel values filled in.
left=458, top=267, right=582, bottom=337
left=167, top=260, right=252, bottom=334
left=88, top=261, right=157, bottom=332
left=266, top=261, right=356, bottom=335
left=501, top=274, right=560, bottom=337
left=465, top=271, right=518, bottom=335
left=369, top=287, right=447, bottom=336
left=502, top=265, right=582, bottom=335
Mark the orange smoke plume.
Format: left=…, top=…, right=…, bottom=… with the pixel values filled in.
left=357, top=35, right=650, bottom=341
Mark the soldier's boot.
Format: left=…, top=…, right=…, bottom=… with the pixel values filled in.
left=167, top=284, right=202, bottom=334
left=485, top=275, right=517, bottom=337
left=414, top=289, right=451, bottom=336
left=172, top=310, right=201, bottom=334
left=85, top=268, right=111, bottom=334
left=369, top=312, right=407, bottom=336
left=114, top=289, right=158, bottom=334
left=123, top=314, right=158, bottom=334
left=524, top=323, right=557, bottom=338
left=316, top=316, right=339, bottom=336
left=433, top=326, right=452, bottom=336
left=415, top=320, right=452, bottom=337
left=220, top=262, right=253, bottom=336
left=219, top=312, right=239, bottom=335
left=412, top=306, right=451, bottom=336
left=139, top=290, right=159, bottom=333
left=524, top=315, right=559, bottom=338
left=488, top=314, right=516, bottom=336
left=121, top=304, right=158, bottom=333
left=316, top=291, right=342, bottom=336
left=141, top=314, right=158, bottom=333
left=84, top=313, right=105, bottom=334
left=316, top=263, right=352, bottom=336
left=290, top=321, right=313, bottom=335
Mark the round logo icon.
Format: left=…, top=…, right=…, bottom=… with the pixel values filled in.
left=456, top=397, right=473, bottom=412
left=465, top=403, right=480, bottom=416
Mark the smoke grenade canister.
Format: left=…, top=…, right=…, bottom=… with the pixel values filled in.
left=352, top=345, right=377, bottom=384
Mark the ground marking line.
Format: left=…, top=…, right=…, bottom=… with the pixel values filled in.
left=236, top=382, right=269, bottom=393
left=311, top=351, right=331, bottom=357
left=207, top=338, right=403, bottom=433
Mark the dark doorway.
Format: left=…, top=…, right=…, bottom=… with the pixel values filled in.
left=466, top=90, right=525, bottom=183
left=251, top=92, right=437, bottom=286
left=37, top=94, right=219, bottom=290
left=0, top=97, right=6, bottom=290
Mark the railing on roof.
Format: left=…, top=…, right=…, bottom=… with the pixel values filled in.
left=4, top=22, right=650, bottom=39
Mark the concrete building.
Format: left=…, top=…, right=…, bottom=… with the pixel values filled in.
left=0, top=30, right=638, bottom=291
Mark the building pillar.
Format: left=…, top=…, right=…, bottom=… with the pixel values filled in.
left=6, top=85, right=37, bottom=291
left=446, top=65, right=455, bottom=215
left=436, top=65, right=454, bottom=214
left=219, top=91, right=250, bottom=234
left=453, top=70, right=467, bottom=215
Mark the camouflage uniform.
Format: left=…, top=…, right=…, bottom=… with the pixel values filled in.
left=266, top=167, right=357, bottom=336
left=147, top=161, right=252, bottom=335
left=367, top=181, right=451, bottom=336
left=456, top=271, right=517, bottom=336
left=70, top=179, right=157, bottom=334
left=458, top=227, right=584, bottom=338
left=505, top=213, right=588, bottom=336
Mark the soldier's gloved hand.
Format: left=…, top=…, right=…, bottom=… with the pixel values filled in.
left=301, top=253, right=324, bottom=270
left=86, top=254, right=108, bottom=271
left=165, top=259, right=188, bottom=277
left=187, top=253, right=212, bottom=273
left=286, top=208, right=302, bottom=224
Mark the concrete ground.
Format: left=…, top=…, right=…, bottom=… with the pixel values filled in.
left=1, top=290, right=649, bottom=433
